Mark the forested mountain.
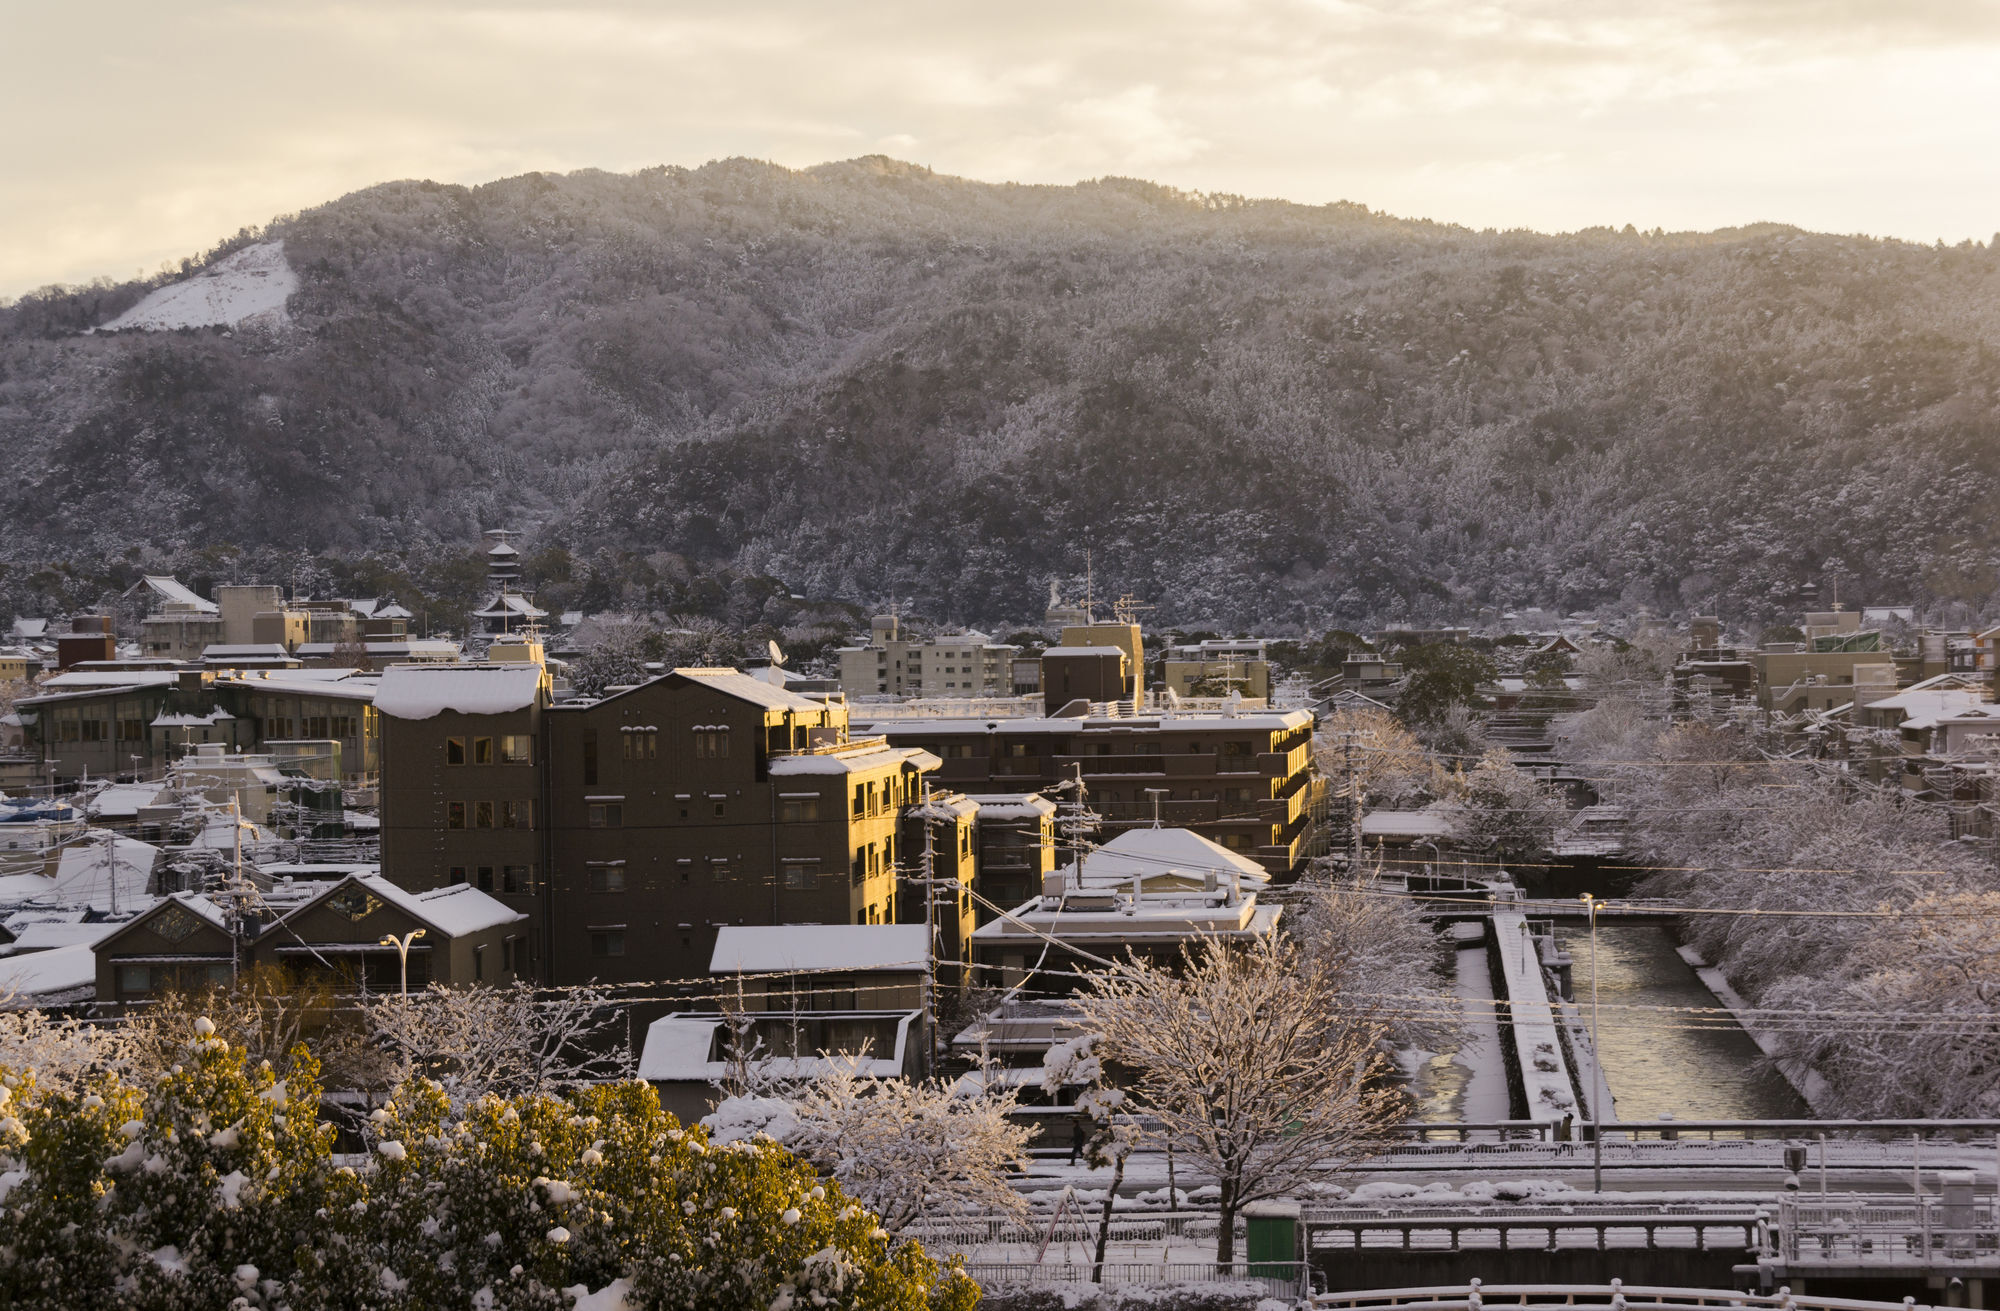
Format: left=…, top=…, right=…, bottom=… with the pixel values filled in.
left=4, top=156, right=1998, bottom=630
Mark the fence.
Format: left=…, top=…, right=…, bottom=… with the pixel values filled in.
left=1774, top=1196, right=2000, bottom=1269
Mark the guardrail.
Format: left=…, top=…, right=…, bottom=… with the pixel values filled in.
left=1396, top=1121, right=2000, bottom=1144
left=1313, top=1280, right=1939, bottom=1311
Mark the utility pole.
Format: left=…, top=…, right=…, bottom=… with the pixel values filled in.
left=919, top=780, right=938, bottom=1076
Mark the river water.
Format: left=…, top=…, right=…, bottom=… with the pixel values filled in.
left=1561, top=924, right=1807, bottom=1122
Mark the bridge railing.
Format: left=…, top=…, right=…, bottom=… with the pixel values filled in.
left=1313, top=1280, right=1940, bottom=1311
left=1394, top=1120, right=2000, bottom=1145
left=1775, top=1196, right=2000, bottom=1268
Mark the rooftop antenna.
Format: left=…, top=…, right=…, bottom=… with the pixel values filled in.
left=1111, top=594, right=1153, bottom=626
left=1082, top=551, right=1095, bottom=625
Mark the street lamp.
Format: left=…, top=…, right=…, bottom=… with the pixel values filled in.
left=379, top=929, right=427, bottom=995
left=1579, top=892, right=1603, bottom=1194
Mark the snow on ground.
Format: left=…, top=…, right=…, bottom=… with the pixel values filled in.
left=98, top=241, right=297, bottom=332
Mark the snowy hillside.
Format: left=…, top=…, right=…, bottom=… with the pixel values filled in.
left=97, top=240, right=297, bottom=331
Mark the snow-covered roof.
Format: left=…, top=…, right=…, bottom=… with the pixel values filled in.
left=373, top=602, right=414, bottom=620
left=1360, top=808, right=1455, bottom=839
left=965, top=793, right=1058, bottom=821
left=472, top=593, right=547, bottom=619
left=1064, top=827, right=1269, bottom=890
left=39, top=670, right=178, bottom=691
left=0, top=942, right=97, bottom=1002
left=87, top=782, right=167, bottom=818
left=859, top=708, right=1312, bottom=735
left=637, top=1011, right=911, bottom=1083
left=202, top=644, right=292, bottom=659
left=10, top=619, right=49, bottom=639
left=99, top=240, right=298, bottom=332
left=1044, top=645, right=1128, bottom=658
left=767, top=742, right=941, bottom=776
left=153, top=709, right=236, bottom=728
left=50, top=836, right=158, bottom=911
left=281, top=872, right=524, bottom=939
left=1861, top=685, right=1990, bottom=729
left=373, top=664, right=543, bottom=720
left=134, top=575, right=218, bottom=613
left=709, top=924, right=928, bottom=975
left=8, top=919, right=123, bottom=952
left=668, top=667, right=827, bottom=712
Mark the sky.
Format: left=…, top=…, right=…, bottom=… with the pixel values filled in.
left=5, top=0, right=1999, bottom=298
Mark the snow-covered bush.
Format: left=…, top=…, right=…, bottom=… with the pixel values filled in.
left=0, top=1018, right=978, bottom=1311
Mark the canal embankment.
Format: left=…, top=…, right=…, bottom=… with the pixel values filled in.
left=1674, top=942, right=1832, bottom=1113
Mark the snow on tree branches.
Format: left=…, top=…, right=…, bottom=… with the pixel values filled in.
left=1067, top=936, right=1405, bottom=1263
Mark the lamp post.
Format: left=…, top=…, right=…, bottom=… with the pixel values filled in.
left=379, top=928, right=427, bottom=995
left=1580, top=892, right=1603, bottom=1194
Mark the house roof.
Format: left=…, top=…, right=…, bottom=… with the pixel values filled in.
left=668, top=667, right=827, bottom=711
left=132, top=575, right=218, bottom=614
left=709, top=924, right=929, bottom=975
left=50, top=835, right=159, bottom=911
left=1065, top=827, right=1270, bottom=889
left=279, top=872, right=525, bottom=940
left=965, top=793, right=1058, bottom=821
left=767, top=742, right=941, bottom=776
left=636, top=1011, right=912, bottom=1083
left=373, top=664, right=543, bottom=720
left=0, top=942, right=98, bottom=1002
left=472, top=593, right=546, bottom=619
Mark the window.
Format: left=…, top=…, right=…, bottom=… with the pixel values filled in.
left=588, top=866, right=626, bottom=894
left=502, top=799, right=534, bottom=830
left=711, top=859, right=736, bottom=882
left=713, top=801, right=726, bottom=818
left=945, top=743, right=976, bottom=758
left=477, top=866, right=495, bottom=891
left=502, top=864, right=534, bottom=894
left=694, top=728, right=730, bottom=758
left=117, top=718, right=145, bottom=742
left=447, top=802, right=466, bottom=830
left=589, top=930, right=626, bottom=957
left=588, top=803, right=622, bottom=828
left=473, top=737, right=494, bottom=765
left=781, top=797, right=819, bottom=822
left=782, top=859, right=820, bottom=890
left=621, top=730, right=655, bottom=761
left=851, top=785, right=865, bottom=818
left=502, top=938, right=515, bottom=973
left=81, top=719, right=105, bottom=742
left=501, top=734, right=533, bottom=764
left=582, top=731, right=598, bottom=786
left=449, top=866, right=467, bottom=885
left=473, top=801, right=495, bottom=829
left=474, top=945, right=485, bottom=982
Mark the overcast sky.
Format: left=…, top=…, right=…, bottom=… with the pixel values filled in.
left=5, top=0, right=1998, bottom=297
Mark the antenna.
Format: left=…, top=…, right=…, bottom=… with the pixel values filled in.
left=1082, top=551, right=1095, bottom=624
left=1111, top=594, right=1153, bottom=626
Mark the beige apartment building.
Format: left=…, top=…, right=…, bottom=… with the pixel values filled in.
left=836, top=615, right=1019, bottom=699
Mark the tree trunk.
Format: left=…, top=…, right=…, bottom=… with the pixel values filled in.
left=1092, top=1151, right=1126, bottom=1284
left=1216, top=1179, right=1237, bottom=1266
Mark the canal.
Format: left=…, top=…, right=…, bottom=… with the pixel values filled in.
left=1561, top=923, right=1807, bottom=1122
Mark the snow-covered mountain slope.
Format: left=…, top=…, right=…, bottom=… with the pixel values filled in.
left=98, top=240, right=297, bottom=332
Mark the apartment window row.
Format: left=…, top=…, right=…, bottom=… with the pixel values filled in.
left=446, top=735, right=534, bottom=766
left=446, top=799, right=535, bottom=830
left=850, top=840, right=894, bottom=887
left=622, top=728, right=657, bottom=760
left=849, top=775, right=913, bottom=818
left=693, top=726, right=731, bottom=759
left=449, top=864, right=538, bottom=894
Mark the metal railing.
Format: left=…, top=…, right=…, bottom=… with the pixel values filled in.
left=1774, top=1196, right=2000, bottom=1268
left=956, top=1259, right=1304, bottom=1298
left=1302, top=1206, right=1764, bottom=1255
left=1314, top=1281, right=1941, bottom=1311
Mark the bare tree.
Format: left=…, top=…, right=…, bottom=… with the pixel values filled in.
left=366, top=981, right=631, bottom=1103
left=1291, top=877, right=1461, bottom=1052
left=1070, top=936, right=1405, bottom=1263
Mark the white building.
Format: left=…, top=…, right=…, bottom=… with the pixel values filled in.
left=836, top=615, right=1019, bottom=699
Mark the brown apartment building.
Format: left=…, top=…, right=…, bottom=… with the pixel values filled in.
left=376, top=664, right=942, bottom=986
left=853, top=707, right=1322, bottom=877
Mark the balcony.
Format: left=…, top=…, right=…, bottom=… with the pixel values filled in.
left=1053, top=753, right=1167, bottom=778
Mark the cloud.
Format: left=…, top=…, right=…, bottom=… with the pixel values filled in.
left=4, top=0, right=1999, bottom=295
